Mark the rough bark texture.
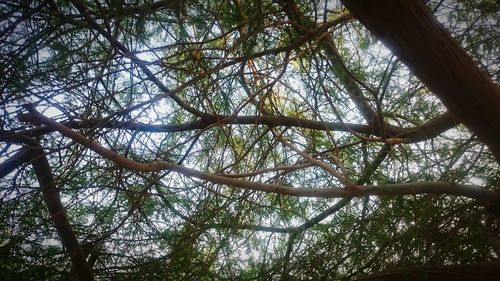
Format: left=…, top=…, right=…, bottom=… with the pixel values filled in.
left=354, top=261, right=500, bottom=281
left=341, top=0, right=500, bottom=162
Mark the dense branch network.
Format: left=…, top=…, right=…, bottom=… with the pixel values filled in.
left=1, top=0, right=499, bottom=279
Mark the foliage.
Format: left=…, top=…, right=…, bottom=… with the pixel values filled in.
left=0, top=0, right=498, bottom=279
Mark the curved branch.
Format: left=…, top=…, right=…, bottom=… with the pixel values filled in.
left=394, top=111, right=458, bottom=142
left=24, top=106, right=499, bottom=204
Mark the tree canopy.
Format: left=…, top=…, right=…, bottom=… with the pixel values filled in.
left=1, top=0, right=499, bottom=280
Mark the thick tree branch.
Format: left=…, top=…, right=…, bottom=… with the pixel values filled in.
left=24, top=106, right=499, bottom=204
left=11, top=110, right=457, bottom=144
left=0, top=147, right=32, bottom=179
left=19, top=137, right=94, bottom=281
left=341, top=0, right=500, bottom=162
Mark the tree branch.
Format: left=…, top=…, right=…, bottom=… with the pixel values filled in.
left=19, top=137, right=94, bottom=281
left=0, top=147, right=32, bottom=179
left=11, top=110, right=457, bottom=144
left=24, top=106, right=499, bottom=204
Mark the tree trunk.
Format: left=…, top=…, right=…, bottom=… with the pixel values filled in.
left=354, top=261, right=500, bottom=281
left=341, top=0, right=500, bottom=163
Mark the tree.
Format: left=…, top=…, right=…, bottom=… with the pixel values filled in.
left=0, top=0, right=499, bottom=280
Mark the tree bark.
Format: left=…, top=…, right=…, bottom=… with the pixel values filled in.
left=19, top=107, right=500, bottom=205
left=354, top=261, right=500, bottom=281
left=22, top=138, right=94, bottom=281
left=341, top=0, right=500, bottom=163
